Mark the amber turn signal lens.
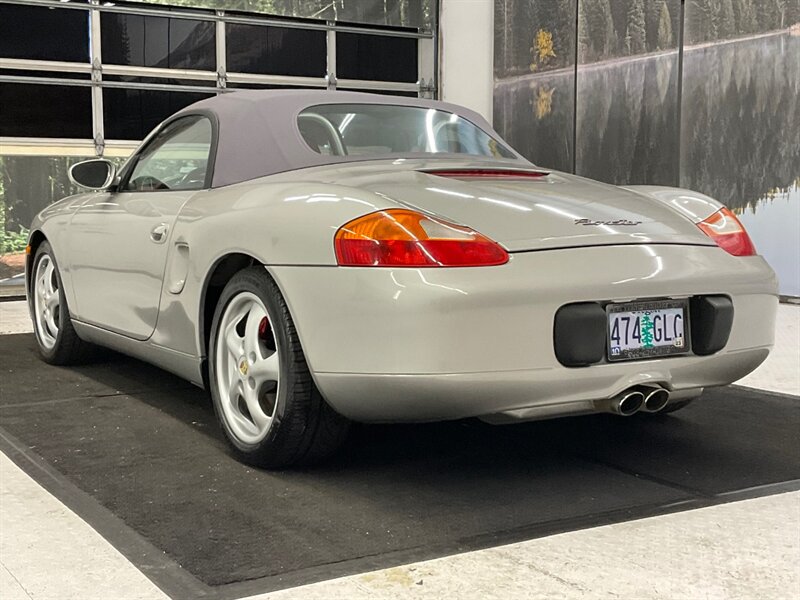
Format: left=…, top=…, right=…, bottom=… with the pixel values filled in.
left=334, top=209, right=509, bottom=267
left=697, top=207, right=757, bottom=257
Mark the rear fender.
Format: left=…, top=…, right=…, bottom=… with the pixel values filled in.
left=621, top=185, right=724, bottom=224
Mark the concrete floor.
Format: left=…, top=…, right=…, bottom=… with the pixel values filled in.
left=251, top=491, right=800, bottom=600
left=0, top=301, right=30, bottom=335
left=2, top=444, right=798, bottom=600
left=1, top=301, right=798, bottom=599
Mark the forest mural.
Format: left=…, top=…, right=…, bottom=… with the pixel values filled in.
left=494, top=0, right=800, bottom=296
left=495, top=0, right=800, bottom=76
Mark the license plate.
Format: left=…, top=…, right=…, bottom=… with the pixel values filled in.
left=607, top=300, right=689, bottom=362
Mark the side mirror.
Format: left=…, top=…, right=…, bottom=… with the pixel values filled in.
left=69, top=159, right=117, bottom=190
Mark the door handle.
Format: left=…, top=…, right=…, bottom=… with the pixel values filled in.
left=150, top=223, right=169, bottom=243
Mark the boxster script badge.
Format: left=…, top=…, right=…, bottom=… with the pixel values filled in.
left=574, top=218, right=643, bottom=226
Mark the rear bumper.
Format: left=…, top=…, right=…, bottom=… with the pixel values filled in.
left=270, top=244, right=778, bottom=422
left=314, top=346, right=768, bottom=422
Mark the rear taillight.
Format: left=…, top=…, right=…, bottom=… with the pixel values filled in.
left=697, top=207, right=757, bottom=257
left=334, top=209, right=509, bottom=267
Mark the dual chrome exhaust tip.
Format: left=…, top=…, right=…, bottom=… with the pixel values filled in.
left=603, top=386, right=670, bottom=416
left=642, top=387, right=670, bottom=413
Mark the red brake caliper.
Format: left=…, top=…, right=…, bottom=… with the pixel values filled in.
left=257, top=317, right=270, bottom=340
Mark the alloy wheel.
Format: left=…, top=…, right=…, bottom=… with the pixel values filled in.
left=33, top=255, right=60, bottom=349
left=214, top=292, right=281, bottom=444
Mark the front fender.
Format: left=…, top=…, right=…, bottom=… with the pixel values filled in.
left=27, top=193, right=95, bottom=310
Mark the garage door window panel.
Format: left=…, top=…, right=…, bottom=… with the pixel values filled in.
left=0, top=5, right=89, bottom=63
left=0, top=83, right=92, bottom=138
left=122, top=116, right=213, bottom=192
left=226, top=23, right=326, bottom=77
left=336, top=33, right=417, bottom=83
left=104, top=88, right=213, bottom=141
left=100, top=13, right=215, bottom=71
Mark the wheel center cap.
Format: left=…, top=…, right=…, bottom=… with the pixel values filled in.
left=239, top=359, right=249, bottom=376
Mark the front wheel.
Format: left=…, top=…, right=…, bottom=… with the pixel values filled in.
left=31, top=241, right=94, bottom=364
left=208, top=267, right=350, bottom=468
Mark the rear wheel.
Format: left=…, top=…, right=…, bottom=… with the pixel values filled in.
left=208, top=267, right=350, bottom=468
left=31, top=242, right=94, bottom=364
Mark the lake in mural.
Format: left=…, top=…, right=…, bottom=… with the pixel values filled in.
left=739, top=183, right=800, bottom=297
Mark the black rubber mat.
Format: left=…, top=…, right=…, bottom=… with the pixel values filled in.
left=1, top=333, right=798, bottom=599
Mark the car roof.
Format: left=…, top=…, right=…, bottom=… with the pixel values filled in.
left=174, top=89, right=523, bottom=187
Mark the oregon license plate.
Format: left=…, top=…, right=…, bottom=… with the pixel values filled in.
left=607, top=300, right=689, bottom=362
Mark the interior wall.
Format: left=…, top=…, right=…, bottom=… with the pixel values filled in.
left=493, top=0, right=800, bottom=297
left=439, top=0, right=495, bottom=121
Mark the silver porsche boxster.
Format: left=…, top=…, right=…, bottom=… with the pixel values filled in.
left=26, top=90, right=778, bottom=467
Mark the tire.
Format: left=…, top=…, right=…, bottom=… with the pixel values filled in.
left=30, top=241, right=95, bottom=365
left=208, top=267, right=350, bottom=468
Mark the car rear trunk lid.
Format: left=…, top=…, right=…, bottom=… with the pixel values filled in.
left=365, top=169, right=716, bottom=252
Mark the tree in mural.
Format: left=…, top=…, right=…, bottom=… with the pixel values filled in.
left=624, top=0, right=647, bottom=55
left=535, top=0, right=576, bottom=68
left=645, top=1, right=663, bottom=51
left=717, top=0, right=737, bottom=38
left=530, top=29, right=556, bottom=71
left=687, top=0, right=716, bottom=42
left=733, top=0, right=759, bottom=34
left=657, top=2, right=674, bottom=50
left=495, top=0, right=538, bottom=78
left=788, top=0, right=800, bottom=24
left=495, top=0, right=577, bottom=78
left=757, top=0, right=783, bottom=29
left=532, top=85, right=555, bottom=119
left=585, top=0, right=616, bottom=60
left=577, top=0, right=591, bottom=60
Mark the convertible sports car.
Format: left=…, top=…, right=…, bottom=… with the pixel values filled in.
left=27, top=90, right=777, bottom=467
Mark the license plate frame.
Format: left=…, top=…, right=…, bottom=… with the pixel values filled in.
left=606, top=299, right=691, bottom=362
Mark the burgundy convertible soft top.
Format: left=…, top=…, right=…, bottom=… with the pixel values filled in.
left=174, top=89, right=527, bottom=188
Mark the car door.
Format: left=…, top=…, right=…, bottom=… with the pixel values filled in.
left=68, top=115, right=214, bottom=340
